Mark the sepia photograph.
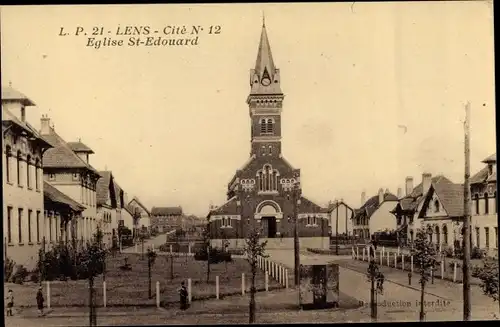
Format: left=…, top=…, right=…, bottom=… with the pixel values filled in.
left=1, top=1, right=497, bottom=325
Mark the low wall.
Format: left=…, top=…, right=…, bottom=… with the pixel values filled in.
left=211, top=237, right=329, bottom=250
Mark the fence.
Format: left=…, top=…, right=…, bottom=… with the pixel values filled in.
left=351, top=245, right=474, bottom=285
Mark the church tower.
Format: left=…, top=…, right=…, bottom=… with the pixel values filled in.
left=247, top=18, right=284, bottom=158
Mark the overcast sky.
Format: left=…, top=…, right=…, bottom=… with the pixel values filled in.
left=1, top=2, right=495, bottom=216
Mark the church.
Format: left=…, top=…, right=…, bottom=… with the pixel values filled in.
left=207, top=21, right=330, bottom=250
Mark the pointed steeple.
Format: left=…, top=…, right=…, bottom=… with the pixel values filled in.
left=248, top=20, right=282, bottom=96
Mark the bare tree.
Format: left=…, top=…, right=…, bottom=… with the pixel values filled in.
left=244, top=223, right=268, bottom=324
left=411, top=227, right=439, bottom=321
left=147, top=248, right=157, bottom=299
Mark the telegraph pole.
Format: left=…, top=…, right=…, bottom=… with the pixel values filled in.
left=462, top=101, right=472, bottom=321
left=293, top=173, right=301, bottom=289
left=335, top=200, right=339, bottom=255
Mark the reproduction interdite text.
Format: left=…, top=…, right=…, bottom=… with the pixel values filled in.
left=58, top=25, right=222, bottom=49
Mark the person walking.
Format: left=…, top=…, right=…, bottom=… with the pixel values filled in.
left=36, top=286, right=45, bottom=316
left=5, top=289, right=14, bottom=316
left=178, top=281, right=188, bottom=310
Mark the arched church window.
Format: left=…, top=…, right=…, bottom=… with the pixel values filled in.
left=260, top=119, right=267, bottom=134
left=258, top=165, right=279, bottom=192
left=266, top=118, right=274, bottom=134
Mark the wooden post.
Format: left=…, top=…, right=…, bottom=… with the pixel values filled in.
left=265, top=272, right=269, bottom=291
left=103, top=281, right=107, bottom=308
left=382, top=246, right=385, bottom=257
left=170, top=244, right=173, bottom=253
left=352, top=248, right=356, bottom=259
left=402, top=255, right=405, bottom=271
left=453, top=262, right=457, bottom=282
left=397, top=247, right=400, bottom=256
left=135, top=243, right=138, bottom=253
left=356, top=247, right=359, bottom=260
left=285, top=269, right=289, bottom=289
left=216, top=276, right=219, bottom=299
left=47, top=281, right=51, bottom=309
left=411, top=256, right=414, bottom=273
left=462, top=101, right=472, bottom=321
left=394, top=253, right=397, bottom=268
left=187, top=278, right=192, bottom=303
left=380, top=250, right=383, bottom=265
left=156, top=281, right=160, bottom=308
left=242, top=273, right=245, bottom=295
left=362, top=248, right=366, bottom=261
left=188, top=243, right=192, bottom=255
left=386, top=251, right=390, bottom=266
left=441, top=261, right=445, bottom=279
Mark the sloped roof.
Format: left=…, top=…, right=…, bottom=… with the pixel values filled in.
left=40, top=126, right=100, bottom=174
left=419, top=179, right=464, bottom=218
left=396, top=175, right=452, bottom=212
left=44, top=181, right=85, bottom=212
left=128, top=197, right=151, bottom=216
left=487, top=172, right=497, bottom=183
left=354, top=191, right=398, bottom=219
left=1, top=86, right=35, bottom=106
left=151, top=206, right=183, bottom=216
left=96, top=171, right=112, bottom=206
left=2, top=108, right=53, bottom=149
left=67, top=141, right=94, bottom=154
left=482, top=153, right=496, bottom=163
left=208, top=197, right=238, bottom=217
left=327, top=200, right=355, bottom=213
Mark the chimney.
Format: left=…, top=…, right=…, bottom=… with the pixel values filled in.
left=361, top=191, right=366, bottom=206
left=422, top=172, right=432, bottom=195
left=378, top=188, right=384, bottom=204
left=397, top=187, right=403, bottom=199
left=405, top=176, right=414, bottom=196
left=40, top=114, right=52, bottom=135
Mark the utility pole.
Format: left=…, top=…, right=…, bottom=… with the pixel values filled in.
left=335, top=200, right=339, bottom=255
left=293, top=172, right=301, bottom=292
left=462, top=101, right=472, bottom=321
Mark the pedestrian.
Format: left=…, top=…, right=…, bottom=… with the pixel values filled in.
left=6, top=289, right=14, bottom=316
left=178, top=281, right=188, bottom=310
left=36, top=286, right=45, bottom=316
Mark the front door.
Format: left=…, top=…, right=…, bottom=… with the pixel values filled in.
left=265, top=216, right=277, bottom=238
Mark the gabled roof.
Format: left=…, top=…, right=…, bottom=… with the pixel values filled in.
left=419, top=179, right=464, bottom=218
left=354, top=191, right=398, bottom=219
left=482, top=153, right=496, bottom=163
left=207, top=196, right=238, bottom=217
left=44, top=181, right=85, bottom=212
left=40, top=125, right=100, bottom=174
left=151, top=206, right=183, bottom=216
left=67, top=141, right=94, bottom=154
left=1, top=85, right=35, bottom=106
left=128, top=197, right=151, bottom=216
left=2, top=108, right=53, bottom=149
left=96, top=171, right=116, bottom=206
left=327, top=200, right=355, bottom=213
left=394, top=175, right=453, bottom=213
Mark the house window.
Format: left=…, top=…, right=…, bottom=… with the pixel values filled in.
left=485, top=227, right=490, bottom=248
left=484, top=193, right=489, bottom=214
left=28, top=210, right=32, bottom=243
left=35, top=159, right=40, bottom=190
left=36, top=211, right=40, bottom=243
left=26, top=155, right=31, bottom=188
left=307, top=216, right=317, bottom=226
left=17, top=151, right=22, bottom=186
left=7, top=207, right=12, bottom=243
left=5, top=146, right=11, bottom=183
left=475, top=194, right=479, bottom=214
left=443, top=225, right=448, bottom=244
left=18, top=208, right=23, bottom=243
left=475, top=227, right=480, bottom=247
left=434, top=200, right=440, bottom=213
left=221, top=217, right=231, bottom=228
left=49, top=173, right=56, bottom=181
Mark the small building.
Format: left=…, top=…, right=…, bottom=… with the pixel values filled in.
left=326, top=200, right=355, bottom=236
left=96, top=171, right=125, bottom=248
left=128, top=196, right=151, bottom=234
left=2, top=85, right=53, bottom=269
left=352, top=188, right=399, bottom=240
left=151, top=206, right=183, bottom=233
left=43, top=181, right=85, bottom=247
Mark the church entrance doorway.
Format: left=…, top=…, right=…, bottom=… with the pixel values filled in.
left=263, top=216, right=277, bottom=238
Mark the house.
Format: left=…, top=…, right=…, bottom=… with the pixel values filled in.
left=39, top=115, right=101, bottom=243
left=150, top=206, right=183, bottom=232
left=206, top=21, right=330, bottom=250
left=43, top=181, right=86, bottom=246
left=121, top=205, right=135, bottom=231
left=470, top=153, right=498, bottom=255
left=96, top=171, right=125, bottom=248
left=352, top=188, right=399, bottom=240
left=326, top=200, right=355, bottom=236
left=2, top=85, right=53, bottom=269
left=128, top=196, right=151, bottom=235
left=391, top=174, right=453, bottom=245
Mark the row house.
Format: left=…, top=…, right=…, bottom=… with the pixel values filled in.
left=151, top=206, right=183, bottom=233
left=2, top=85, right=53, bottom=269
left=43, top=181, right=86, bottom=246
left=39, top=116, right=101, bottom=243
left=128, top=196, right=151, bottom=235
left=352, top=189, right=399, bottom=240
left=326, top=200, right=355, bottom=236
left=96, top=171, right=125, bottom=248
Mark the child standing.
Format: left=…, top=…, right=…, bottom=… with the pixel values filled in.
left=6, top=289, right=14, bottom=316
left=36, top=286, right=45, bottom=316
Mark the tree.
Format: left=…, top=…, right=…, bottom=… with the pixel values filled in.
left=201, top=226, right=211, bottom=283
left=411, top=227, right=439, bottom=321
left=147, top=248, right=157, bottom=299
left=475, top=256, right=499, bottom=316
left=132, top=207, right=141, bottom=242
left=244, top=223, right=268, bottom=324
left=81, top=228, right=106, bottom=327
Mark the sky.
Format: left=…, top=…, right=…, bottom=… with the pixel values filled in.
left=1, top=2, right=495, bottom=216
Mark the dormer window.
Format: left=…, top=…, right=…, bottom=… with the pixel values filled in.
left=434, top=200, right=440, bottom=213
